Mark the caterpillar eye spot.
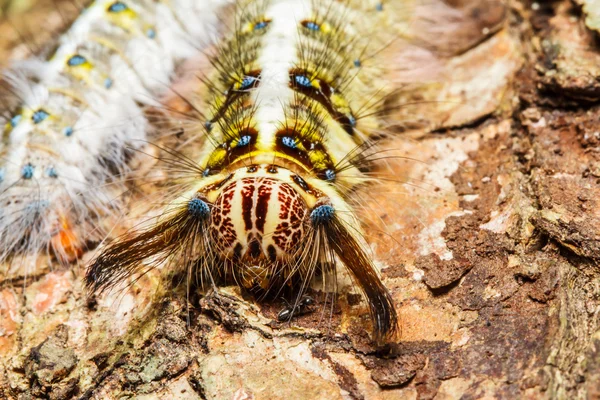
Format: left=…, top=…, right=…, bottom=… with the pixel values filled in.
left=188, top=198, right=210, bottom=220
left=21, top=164, right=35, bottom=180
left=310, top=204, right=335, bottom=225
left=32, top=110, right=49, bottom=124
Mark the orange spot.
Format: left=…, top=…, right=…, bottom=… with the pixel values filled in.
left=50, top=215, right=83, bottom=263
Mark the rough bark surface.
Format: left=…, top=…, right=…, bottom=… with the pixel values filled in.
left=1, top=1, right=600, bottom=399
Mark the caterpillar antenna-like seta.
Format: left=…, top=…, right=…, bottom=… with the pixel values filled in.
left=86, top=0, right=415, bottom=344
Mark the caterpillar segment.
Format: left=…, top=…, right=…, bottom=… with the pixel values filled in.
left=87, top=0, right=414, bottom=343
left=0, top=0, right=229, bottom=267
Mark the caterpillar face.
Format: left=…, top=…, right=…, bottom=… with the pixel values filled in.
left=209, top=171, right=308, bottom=263
left=201, top=165, right=327, bottom=290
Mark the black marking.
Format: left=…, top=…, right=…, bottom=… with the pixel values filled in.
left=292, top=175, right=310, bottom=192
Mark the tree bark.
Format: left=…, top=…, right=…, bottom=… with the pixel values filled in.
left=2, top=1, right=600, bottom=399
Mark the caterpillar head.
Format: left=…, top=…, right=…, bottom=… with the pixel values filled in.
left=199, top=164, right=320, bottom=290
left=87, top=163, right=397, bottom=344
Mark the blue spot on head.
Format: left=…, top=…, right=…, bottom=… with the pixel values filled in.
left=108, top=1, right=128, bottom=12
left=295, top=75, right=312, bottom=88
left=63, top=126, right=73, bottom=137
left=304, top=21, right=320, bottom=31
left=354, top=59, right=361, bottom=67
left=47, top=167, right=58, bottom=178
left=10, top=115, right=22, bottom=128
left=21, top=164, right=35, bottom=179
left=104, top=78, right=113, bottom=89
left=325, top=169, right=336, bottom=181
left=376, top=3, right=383, bottom=11
left=254, top=21, right=269, bottom=30
left=188, top=198, right=210, bottom=219
left=282, top=136, right=296, bottom=149
left=237, top=135, right=251, bottom=147
left=32, top=110, right=49, bottom=124
left=146, top=28, right=156, bottom=39
left=310, top=204, right=335, bottom=225
left=239, top=76, right=256, bottom=91
left=67, top=54, right=86, bottom=66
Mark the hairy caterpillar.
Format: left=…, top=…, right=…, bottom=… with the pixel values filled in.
left=84, top=0, right=426, bottom=344
left=0, top=0, right=228, bottom=270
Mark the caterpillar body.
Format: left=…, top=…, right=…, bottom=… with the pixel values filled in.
left=0, top=0, right=227, bottom=269
left=86, top=0, right=421, bottom=344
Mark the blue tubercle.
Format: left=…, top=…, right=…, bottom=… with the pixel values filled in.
left=188, top=198, right=210, bottom=219
left=0, top=168, right=4, bottom=183
left=354, top=59, right=361, bottom=67
left=146, top=28, right=156, bottom=39
left=325, top=169, right=336, bottom=181
left=67, top=54, right=87, bottom=66
left=348, top=114, right=356, bottom=128
left=376, top=3, right=384, bottom=11
left=108, top=1, right=128, bottom=12
left=63, top=126, right=74, bottom=137
left=10, top=115, right=22, bottom=128
left=254, top=21, right=269, bottom=30
left=295, top=75, right=312, bottom=88
left=32, top=110, right=49, bottom=124
left=239, top=76, right=256, bottom=90
left=237, top=135, right=251, bottom=147
left=305, top=21, right=320, bottom=31
left=47, top=167, right=58, bottom=178
left=21, top=164, right=35, bottom=179
left=104, top=78, right=113, bottom=89
left=282, top=136, right=296, bottom=149
left=310, top=204, right=335, bottom=225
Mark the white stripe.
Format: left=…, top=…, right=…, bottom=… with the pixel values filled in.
left=253, top=0, right=311, bottom=147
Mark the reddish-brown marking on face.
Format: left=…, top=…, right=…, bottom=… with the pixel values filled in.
left=210, top=175, right=308, bottom=259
